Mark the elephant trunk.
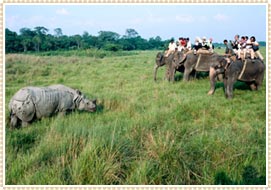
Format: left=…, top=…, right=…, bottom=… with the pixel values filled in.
left=154, top=64, right=159, bottom=81
left=154, top=52, right=164, bottom=81
left=208, top=67, right=217, bottom=95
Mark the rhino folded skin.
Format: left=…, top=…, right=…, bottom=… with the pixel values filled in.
left=8, top=84, right=97, bottom=128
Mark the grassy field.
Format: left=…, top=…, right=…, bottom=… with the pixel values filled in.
left=5, top=48, right=266, bottom=185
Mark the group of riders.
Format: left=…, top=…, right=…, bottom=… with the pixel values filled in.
left=223, top=34, right=264, bottom=61
left=165, top=36, right=214, bottom=57
left=165, top=34, right=264, bottom=62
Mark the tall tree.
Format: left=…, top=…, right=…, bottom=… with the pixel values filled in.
left=34, top=26, right=49, bottom=52
left=124, top=28, right=139, bottom=39
left=54, top=28, right=63, bottom=37
left=34, top=26, right=49, bottom=36
left=19, top=27, right=35, bottom=52
left=71, top=35, right=82, bottom=49
left=97, top=31, right=120, bottom=49
left=6, top=28, right=22, bottom=53
left=98, top=31, right=120, bottom=42
left=149, top=36, right=163, bottom=49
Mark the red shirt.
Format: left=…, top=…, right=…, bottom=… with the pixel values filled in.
left=181, top=39, right=186, bottom=47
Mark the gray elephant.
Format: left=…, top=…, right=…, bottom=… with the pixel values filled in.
left=208, top=58, right=265, bottom=99
left=9, top=84, right=97, bottom=128
left=154, top=51, right=184, bottom=81
left=172, top=51, right=224, bottom=81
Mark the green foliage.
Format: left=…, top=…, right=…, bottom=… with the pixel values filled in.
left=5, top=49, right=266, bottom=185
left=214, top=166, right=266, bottom=185
left=103, top=43, right=122, bottom=52
left=6, top=29, right=23, bottom=52
left=6, top=27, right=167, bottom=53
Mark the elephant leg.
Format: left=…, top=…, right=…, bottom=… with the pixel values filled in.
left=217, top=74, right=224, bottom=81
left=208, top=67, right=217, bottom=95
left=194, top=70, right=197, bottom=79
left=170, top=68, right=176, bottom=82
left=226, top=78, right=235, bottom=99
left=165, top=65, right=170, bottom=81
left=255, top=72, right=264, bottom=90
left=249, top=83, right=257, bottom=91
left=154, top=64, right=160, bottom=81
left=223, top=77, right=227, bottom=93
left=183, top=68, right=191, bottom=81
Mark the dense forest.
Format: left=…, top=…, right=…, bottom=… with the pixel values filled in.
left=5, top=26, right=266, bottom=53
left=5, top=27, right=169, bottom=53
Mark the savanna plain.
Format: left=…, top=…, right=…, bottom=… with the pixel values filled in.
left=5, top=48, right=266, bottom=185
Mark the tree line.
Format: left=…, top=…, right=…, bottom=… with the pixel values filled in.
left=5, top=27, right=169, bottom=53
left=6, top=26, right=266, bottom=53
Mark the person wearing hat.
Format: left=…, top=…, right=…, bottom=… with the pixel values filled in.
left=231, top=34, right=240, bottom=51
left=201, top=36, right=209, bottom=50
left=207, top=37, right=214, bottom=53
left=165, top=38, right=177, bottom=57
left=193, top=37, right=202, bottom=54
left=186, top=37, right=192, bottom=50
left=246, top=36, right=263, bottom=61
left=223, top=39, right=234, bottom=56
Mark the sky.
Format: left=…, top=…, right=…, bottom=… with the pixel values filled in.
left=5, top=4, right=267, bottom=43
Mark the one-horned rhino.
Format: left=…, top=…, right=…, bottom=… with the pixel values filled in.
left=9, top=84, right=97, bottom=128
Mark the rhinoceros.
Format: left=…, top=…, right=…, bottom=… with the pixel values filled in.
left=8, top=84, right=97, bottom=128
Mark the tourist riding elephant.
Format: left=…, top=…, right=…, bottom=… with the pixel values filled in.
left=154, top=51, right=184, bottom=81
left=172, top=50, right=224, bottom=81
left=208, top=57, right=265, bottom=99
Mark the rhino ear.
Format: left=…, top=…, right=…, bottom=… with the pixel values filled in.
left=76, top=89, right=82, bottom=95
left=92, top=99, right=97, bottom=104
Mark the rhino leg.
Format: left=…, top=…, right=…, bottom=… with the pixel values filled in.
left=59, top=111, right=68, bottom=116
left=22, top=121, right=30, bottom=128
left=10, top=114, right=19, bottom=128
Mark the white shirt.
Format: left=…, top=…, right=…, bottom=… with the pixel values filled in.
left=186, top=41, right=192, bottom=50
left=246, top=39, right=252, bottom=49
left=168, top=42, right=177, bottom=51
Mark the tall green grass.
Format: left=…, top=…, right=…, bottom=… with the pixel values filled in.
left=5, top=48, right=266, bottom=185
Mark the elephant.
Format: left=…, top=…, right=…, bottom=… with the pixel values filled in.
left=154, top=51, right=184, bottom=82
left=208, top=57, right=265, bottom=99
left=172, top=50, right=225, bottom=81
left=9, top=84, right=97, bottom=128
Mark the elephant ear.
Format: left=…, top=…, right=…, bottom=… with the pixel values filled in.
left=217, top=56, right=227, bottom=66
left=177, top=51, right=186, bottom=63
left=156, top=52, right=163, bottom=63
